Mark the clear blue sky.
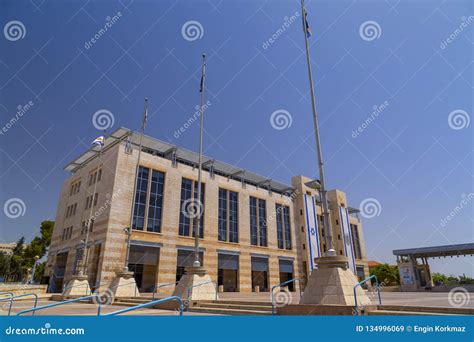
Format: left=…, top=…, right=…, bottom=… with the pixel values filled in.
left=0, top=0, right=472, bottom=276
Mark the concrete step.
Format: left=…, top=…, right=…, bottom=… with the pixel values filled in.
left=377, top=305, right=474, bottom=315
left=199, top=300, right=272, bottom=307
left=368, top=310, right=461, bottom=316
left=194, top=302, right=272, bottom=311
left=188, top=307, right=270, bottom=315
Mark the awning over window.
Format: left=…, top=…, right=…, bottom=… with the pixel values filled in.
left=279, top=259, right=294, bottom=273
left=218, top=254, right=239, bottom=270
left=129, top=245, right=159, bottom=265
left=177, top=250, right=204, bottom=267
left=251, top=257, right=269, bottom=272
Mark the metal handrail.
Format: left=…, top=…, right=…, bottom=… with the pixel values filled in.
left=0, top=292, right=13, bottom=315
left=186, top=280, right=218, bottom=301
left=152, top=281, right=179, bottom=300
left=271, top=278, right=301, bottom=315
left=17, top=294, right=102, bottom=316
left=102, top=296, right=183, bottom=316
left=62, top=282, right=90, bottom=296
left=0, top=293, right=38, bottom=316
left=353, top=275, right=382, bottom=315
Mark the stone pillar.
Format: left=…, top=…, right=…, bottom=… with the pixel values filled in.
left=155, top=245, right=178, bottom=296
left=239, top=252, right=252, bottom=293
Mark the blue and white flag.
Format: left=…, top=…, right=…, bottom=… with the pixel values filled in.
left=92, top=136, right=104, bottom=146
left=340, top=207, right=356, bottom=274
left=304, top=194, right=321, bottom=271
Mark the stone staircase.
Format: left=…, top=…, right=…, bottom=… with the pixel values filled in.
left=188, top=300, right=273, bottom=315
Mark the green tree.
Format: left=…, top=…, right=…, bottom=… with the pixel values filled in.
left=370, top=263, right=400, bottom=286
left=0, top=251, right=10, bottom=277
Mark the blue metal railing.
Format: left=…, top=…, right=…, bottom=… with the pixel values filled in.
left=17, top=294, right=102, bottom=316
left=0, top=292, right=13, bottom=315
left=353, top=275, right=382, bottom=315
left=271, top=278, right=301, bottom=315
left=0, top=293, right=38, bottom=316
left=102, top=296, right=183, bottom=316
left=186, top=280, right=218, bottom=301
left=152, top=282, right=179, bottom=300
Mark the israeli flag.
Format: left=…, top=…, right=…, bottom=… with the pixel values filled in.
left=92, top=136, right=104, bottom=146
left=304, top=194, right=321, bottom=271
left=340, top=207, right=357, bottom=274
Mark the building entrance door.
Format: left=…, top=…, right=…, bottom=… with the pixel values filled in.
left=128, top=244, right=160, bottom=292
left=251, top=256, right=269, bottom=292
left=218, top=254, right=239, bottom=292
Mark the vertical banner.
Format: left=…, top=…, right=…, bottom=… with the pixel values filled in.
left=304, top=194, right=321, bottom=270
left=340, top=207, right=356, bottom=274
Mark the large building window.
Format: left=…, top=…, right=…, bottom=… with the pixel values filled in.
left=132, top=166, right=165, bottom=233
left=218, top=188, right=239, bottom=243
left=179, top=178, right=205, bottom=238
left=250, top=197, right=267, bottom=247
left=276, top=204, right=292, bottom=250
left=147, top=170, right=165, bottom=233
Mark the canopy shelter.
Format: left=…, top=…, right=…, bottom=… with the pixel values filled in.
left=393, top=243, right=474, bottom=291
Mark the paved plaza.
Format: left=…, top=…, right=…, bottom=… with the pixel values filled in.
left=1, top=291, right=471, bottom=316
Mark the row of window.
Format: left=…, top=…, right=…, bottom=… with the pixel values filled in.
left=81, top=219, right=94, bottom=235
left=65, top=203, right=77, bottom=218
left=61, top=226, right=73, bottom=240
left=69, top=181, right=81, bottom=196
left=88, top=168, right=102, bottom=186
left=68, top=168, right=102, bottom=198
left=85, top=193, right=98, bottom=210
left=131, top=166, right=292, bottom=250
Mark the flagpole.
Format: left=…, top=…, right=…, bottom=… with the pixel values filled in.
left=193, top=54, right=206, bottom=267
left=79, top=132, right=105, bottom=277
left=123, top=98, right=148, bottom=273
left=301, top=0, right=335, bottom=255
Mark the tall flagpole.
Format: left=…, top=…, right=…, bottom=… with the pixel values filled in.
left=79, top=133, right=105, bottom=276
left=193, top=54, right=206, bottom=267
left=123, top=98, right=148, bottom=273
left=301, top=0, right=335, bottom=255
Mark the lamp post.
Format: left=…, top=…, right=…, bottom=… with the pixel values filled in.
left=301, top=0, right=335, bottom=256
left=123, top=98, right=148, bottom=273
left=193, top=53, right=206, bottom=268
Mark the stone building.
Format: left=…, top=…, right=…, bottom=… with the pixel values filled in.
left=44, top=127, right=368, bottom=295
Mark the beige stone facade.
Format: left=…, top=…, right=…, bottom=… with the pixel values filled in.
left=45, top=128, right=369, bottom=296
